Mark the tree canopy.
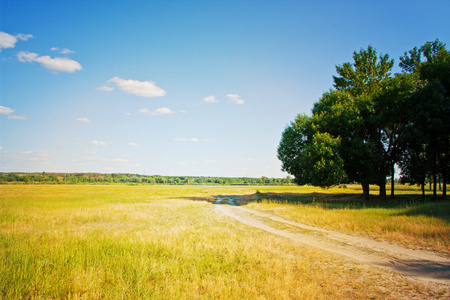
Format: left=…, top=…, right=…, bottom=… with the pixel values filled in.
left=278, top=40, right=449, bottom=200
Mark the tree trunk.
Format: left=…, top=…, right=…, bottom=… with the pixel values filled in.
left=390, top=164, right=395, bottom=199
left=379, top=182, right=386, bottom=201
left=443, top=173, right=447, bottom=199
left=361, top=182, right=370, bottom=201
left=433, top=151, right=437, bottom=199
left=421, top=182, right=425, bottom=198
left=433, top=173, right=437, bottom=199
left=443, top=132, right=449, bottom=199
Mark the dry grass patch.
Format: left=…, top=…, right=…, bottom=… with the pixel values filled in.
left=246, top=185, right=450, bottom=256
left=0, top=185, right=448, bottom=299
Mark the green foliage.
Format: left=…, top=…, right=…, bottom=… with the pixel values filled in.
left=333, top=45, right=394, bottom=96
left=304, top=132, right=345, bottom=188
left=0, top=172, right=293, bottom=186
left=398, top=39, right=450, bottom=197
left=279, top=40, right=449, bottom=199
left=277, top=114, right=313, bottom=185
left=278, top=113, right=345, bottom=188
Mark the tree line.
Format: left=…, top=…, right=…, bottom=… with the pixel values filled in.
left=278, top=39, right=449, bottom=200
left=0, top=172, right=293, bottom=186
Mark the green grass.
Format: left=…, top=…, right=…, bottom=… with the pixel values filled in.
left=0, top=185, right=447, bottom=299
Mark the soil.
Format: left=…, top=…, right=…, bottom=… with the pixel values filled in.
left=214, top=196, right=450, bottom=290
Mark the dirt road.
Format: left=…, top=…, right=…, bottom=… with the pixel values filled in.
left=214, top=196, right=450, bottom=287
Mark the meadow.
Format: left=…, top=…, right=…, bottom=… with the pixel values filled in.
left=1, top=184, right=448, bottom=299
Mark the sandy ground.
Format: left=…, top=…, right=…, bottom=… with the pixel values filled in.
left=214, top=196, right=450, bottom=290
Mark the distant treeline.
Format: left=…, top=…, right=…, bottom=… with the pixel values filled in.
left=0, top=172, right=293, bottom=186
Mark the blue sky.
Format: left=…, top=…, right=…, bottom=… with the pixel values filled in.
left=1, top=0, right=449, bottom=177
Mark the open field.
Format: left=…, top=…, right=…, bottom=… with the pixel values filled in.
left=243, top=185, right=450, bottom=256
left=1, top=184, right=449, bottom=299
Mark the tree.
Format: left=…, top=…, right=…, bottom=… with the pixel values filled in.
left=279, top=42, right=448, bottom=200
left=399, top=39, right=450, bottom=198
left=278, top=113, right=345, bottom=188
left=328, top=46, right=395, bottom=200
left=279, top=46, right=395, bottom=199
left=311, top=89, right=379, bottom=200
left=334, top=45, right=394, bottom=97
left=278, top=114, right=314, bottom=186
left=373, top=72, right=421, bottom=198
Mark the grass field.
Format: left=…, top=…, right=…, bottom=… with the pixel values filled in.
left=244, top=184, right=450, bottom=255
left=1, top=184, right=448, bottom=299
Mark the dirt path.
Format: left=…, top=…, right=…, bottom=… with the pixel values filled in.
left=214, top=196, right=450, bottom=287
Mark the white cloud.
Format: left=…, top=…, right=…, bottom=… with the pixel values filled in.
left=7, top=115, right=27, bottom=120
left=72, top=156, right=107, bottom=162
left=0, top=31, right=33, bottom=51
left=128, top=142, right=139, bottom=147
left=139, top=108, right=150, bottom=114
left=17, top=51, right=82, bottom=73
left=227, top=94, right=245, bottom=104
left=97, top=85, right=115, bottom=91
left=0, top=146, right=3, bottom=150
left=111, top=158, right=128, bottom=162
left=139, top=107, right=175, bottom=116
left=76, top=117, right=91, bottom=123
left=0, top=150, right=53, bottom=168
left=89, top=140, right=108, bottom=147
left=0, top=106, right=26, bottom=119
left=51, top=47, right=75, bottom=54
left=107, top=76, right=166, bottom=97
left=17, top=33, right=34, bottom=41
left=152, top=107, right=175, bottom=116
left=203, top=95, right=219, bottom=103
left=0, top=106, right=14, bottom=115
left=174, top=137, right=200, bottom=142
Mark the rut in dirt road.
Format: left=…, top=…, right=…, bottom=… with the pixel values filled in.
left=214, top=196, right=450, bottom=287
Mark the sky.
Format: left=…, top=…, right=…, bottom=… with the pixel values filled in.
left=1, top=0, right=449, bottom=178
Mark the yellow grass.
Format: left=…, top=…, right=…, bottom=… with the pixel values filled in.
left=245, top=184, right=450, bottom=255
left=0, top=185, right=446, bottom=299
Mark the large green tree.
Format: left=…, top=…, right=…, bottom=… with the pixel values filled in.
left=278, top=42, right=448, bottom=200
left=329, top=46, right=394, bottom=200
left=277, top=114, right=345, bottom=188
left=373, top=72, right=421, bottom=198
left=279, top=46, right=395, bottom=199
left=399, top=39, right=450, bottom=198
